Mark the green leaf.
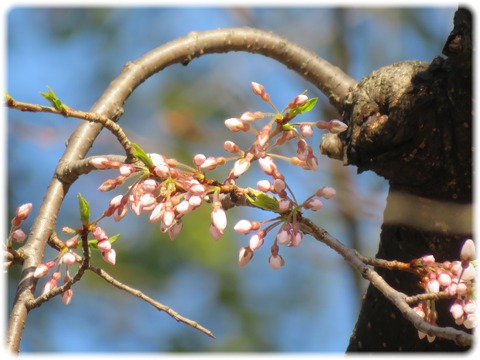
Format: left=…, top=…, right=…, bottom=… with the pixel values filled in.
left=245, top=189, right=279, bottom=211
left=131, top=143, right=155, bottom=169
left=287, top=97, right=318, bottom=117
left=108, top=234, right=120, bottom=244
left=77, top=193, right=90, bottom=226
left=88, top=239, right=98, bottom=249
left=40, top=86, right=70, bottom=112
left=281, top=123, right=295, bottom=131
left=88, top=234, right=120, bottom=249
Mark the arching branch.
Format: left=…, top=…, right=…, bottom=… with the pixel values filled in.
left=7, top=27, right=356, bottom=353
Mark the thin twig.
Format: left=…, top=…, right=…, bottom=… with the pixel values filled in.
left=298, top=216, right=473, bottom=347
left=88, top=264, right=216, bottom=339
left=405, top=291, right=454, bottom=305
left=356, top=252, right=413, bottom=272
left=27, top=231, right=90, bottom=310
left=6, top=99, right=134, bottom=159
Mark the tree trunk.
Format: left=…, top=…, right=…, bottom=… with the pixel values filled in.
left=343, top=8, right=472, bottom=351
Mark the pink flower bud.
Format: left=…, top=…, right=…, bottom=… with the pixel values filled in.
left=233, top=158, right=251, bottom=177
left=234, top=220, right=254, bottom=234
left=42, top=279, right=57, bottom=296
left=224, top=118, right=249, bottom=132
left=417, top=331, right=426, bottom=340
left=93, top=226, right=108, bottom=242
left=193, top=154, right=206, bottom=167
left=300, top=124, right=313, bottom=137
left=168, top=221, right=183, bottom=240
left=162, top=209, right=175, bottom=228
left=108, top=194, right=123, bottom=208
left=273, top=179, right=286, bottom=193
left=97, top=240, right=112, bottom=252
left=114, top=206, right=128, bottom=222
left=257, top=124, right=271, bottom=148
left=296, top=140, right=308, bottom=161
left=461, top=263, right=476, bottom=281
left=460, top=239, right=475, bottom=263
left=102, top=248, right=116, bottom=265
left=90, top=157, right=110, bottom=169
left=256, top=180, right=272, bottom=193
left=463, top=300, right=476, bottom=314
left=289, top=94, right=308, bottom=108
left=176, top=200, right=193, bottom=215
left=240, top=112, right=259, bottom=121
left=65, top=237, right=78, bottom=248
left=328, top=119, right=348, bottom=134
left=303, top=198, right=323, bottom=211
left=154, top=164, right=170, bottom=178
left=450, top=301, right=464, bottom=320
left=98, top=179, right=118, bottom=192
left=276, top=228, right=291, bottom=246
left=249, top=232, right=265, bottom=251
left=316, top=186, right=336, bottom=199
left=119, top=165, right=133, bottom=176
left=224, top=141, right=240, bottom=154
left=427, top=335, right=436, bottom=343
left=188, top=195, right=202, bottom=207
left=141, top=179, right=158, bottom=193
left=269, top=254, right=285, bottom=270
left=61, top=289, right=73, bottom=305
left=456, top=282, right=468, bottom=296
left=186, top=180, right=205, bottom=195
left=131, top=201, right=141, bottom=216
left=427, top=279, right=440, bottom=293
left=420, top=255, right=436, bottom=267
left=438, top=273, right=452, bottom=287
left=209, top=223, right=222, bottom=241
left=150, top=203, right=165, bottom=222
left=52, top=271, right=61, bottom=281
left=305, top=154, right=318, bottom=171
left=62, top=251, right=77, bottom=266
left=62, top=226, right=76, bottom=234
left=258, top=156, right=277, bottom=176
left=279, top=199, right=292, bottom=212
left=11, top=229, right=27, bottom=243
left=11, top=203, right=33, bottom=226
left=463, top=313, right=477, bottom=329
left=291, top=230, right=303, bottom=247
left=238, top=246, right=254, bottom=267
left=34, top=264, right=50, bottom=278
left=251, top=82, right=265, bottom=96
left=148, top=153, right=167, bottom=166
left=211, top=205, right=227, bottom=234
left=201, top=156, right=225, bottom=171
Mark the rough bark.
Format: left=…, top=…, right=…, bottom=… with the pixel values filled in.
left=343, top=8, right=472, bottom=351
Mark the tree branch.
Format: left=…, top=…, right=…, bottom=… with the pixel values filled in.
left=298, top=217, right=473, bottom=347
left=6, top=99, right=134, bottom=160
left=87, top=264, right=215, bottom=339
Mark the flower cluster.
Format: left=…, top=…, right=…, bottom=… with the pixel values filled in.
left=235, top=185, right=336, bottom=269
left=7, top=203, right=32, bottom=245
left=91, top=82, right=346, bottom=268
left=412, top=238, right=476, bottom=342
left=33, top=225, right=117, bottom=305
left=93, top=153, right=228, bottom=242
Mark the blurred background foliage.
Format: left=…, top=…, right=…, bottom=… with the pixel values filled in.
left=6, top=6, right=455, bottom=352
